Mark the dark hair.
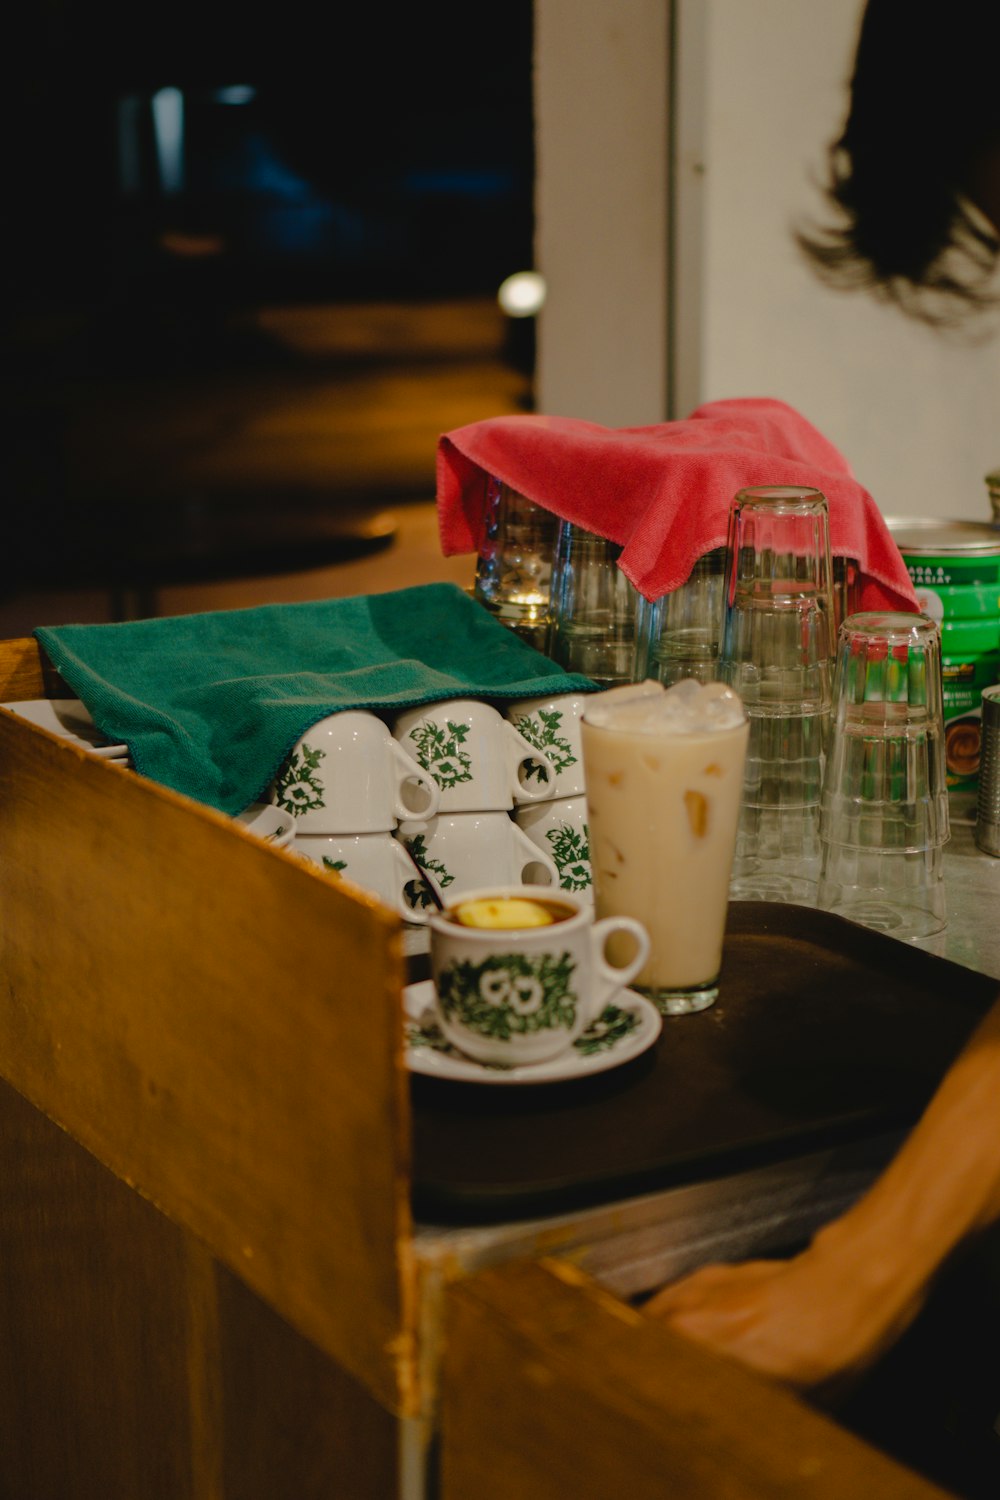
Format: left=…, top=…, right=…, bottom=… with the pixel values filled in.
left=797, top=0, right=1000, bottom=323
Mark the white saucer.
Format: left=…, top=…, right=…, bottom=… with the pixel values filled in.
left=404, top=980, right=661, bottom=1084
left=1, top=698, right=130, bottom=759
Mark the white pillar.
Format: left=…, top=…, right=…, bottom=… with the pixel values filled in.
left=533, top=0, right=672, bottom=427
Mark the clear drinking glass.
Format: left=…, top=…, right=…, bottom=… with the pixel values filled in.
left=547, top=522, right=639, bottom=687
left=633, top=547, right=726, bottom=686
left=719, top=485, right=836, bottom=904
left=473, top=475, right=559, bottom=651
left=833, top=555, right=861, bottom=636
left=818, top=611, right=949, bottom=939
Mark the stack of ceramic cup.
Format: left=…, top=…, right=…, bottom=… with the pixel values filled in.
left=233, top=802, right=298, bottom=852
left=269, top=710, right=440, bottom=922
left=391, top=697, right=561, bottom=906
left=503, top=692, right=594, bottom=903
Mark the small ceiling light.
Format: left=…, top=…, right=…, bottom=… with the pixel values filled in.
left=498, top=271, right=546, bottom=318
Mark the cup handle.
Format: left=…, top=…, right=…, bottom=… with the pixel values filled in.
left=389, top=740, right=441, bottom=823
left=505, top=723, right=557, bottom=803
left=510, top=820, right=560, bottom=887
left=390, top=836, right=435, bottom=925
left=587, top=918, right=651, bottom=1020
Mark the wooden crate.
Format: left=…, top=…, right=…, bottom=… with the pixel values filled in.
left=0, top=636, right=419, bottom=1495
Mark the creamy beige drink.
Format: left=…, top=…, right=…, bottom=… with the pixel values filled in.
left=581, top=679, right=749, bottom=1013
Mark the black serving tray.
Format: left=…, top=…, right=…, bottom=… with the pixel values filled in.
left=409, top=901, right=998, bottom=1223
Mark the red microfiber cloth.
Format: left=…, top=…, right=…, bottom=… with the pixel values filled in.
left=436, top=396, right=918, bottom=613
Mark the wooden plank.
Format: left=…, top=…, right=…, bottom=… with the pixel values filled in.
left=0, top=1076, right=401, bottom=1498
left=0, top=710, right=415, bottom=1414
left=215, top=1260, right=399, bottom=1500
left=0, top=1074, right=198, bottom=1497
left=0, top=634, right=66, bottom=700
left=440, top=1260, right=956, bottom=1500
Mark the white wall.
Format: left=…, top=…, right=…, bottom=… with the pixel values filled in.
left=536, top=0, right=1000, bottom=520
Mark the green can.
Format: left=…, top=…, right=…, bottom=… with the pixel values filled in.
left=887, top=518, right=1000, bottom=790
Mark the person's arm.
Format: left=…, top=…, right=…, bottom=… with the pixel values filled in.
left=645, top=994, right=1000, bottom=1390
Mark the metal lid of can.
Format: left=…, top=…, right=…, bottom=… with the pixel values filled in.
left=886, top=516, right=1000, bottom=555
left=981, top=682, right=1000, bottom=727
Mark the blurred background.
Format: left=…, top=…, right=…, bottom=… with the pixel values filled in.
left=3, top=2, right=537, bottom=631
left=13, top=0, right=1000, bottom=644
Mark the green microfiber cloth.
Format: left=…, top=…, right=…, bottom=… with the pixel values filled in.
left=35, top=583, right=597, bottom=815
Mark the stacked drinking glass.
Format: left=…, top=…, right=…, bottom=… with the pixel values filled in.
left=817, top=611, right=950, bottom=940
left=718, top=485, right=836, bottom=904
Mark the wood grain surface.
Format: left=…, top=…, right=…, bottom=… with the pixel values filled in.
left=0, top=643, right=416, bottom=1415
left=441, top=1260, right=956, bottom=1500
left=0, top=635, right=66, bottom=700
left=0, top=1076, right=399, bottom=1498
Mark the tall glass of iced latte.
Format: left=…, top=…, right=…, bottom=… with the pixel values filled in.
left=581, top=679, right=749, bottom=1014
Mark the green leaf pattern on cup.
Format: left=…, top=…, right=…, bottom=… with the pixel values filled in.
left=513, top=707, right=576, bottom=781
left=322, top=856, right=348, bottom=873
left=573, top=1005, right=639, bottom=1056
left=546, top=821, right=591, bottom=891
left=438, top=952, right=578, bottom=1041
left=401, top=831, right=455, bottom=910
left=274, top=742, right=326, bottom=815
left=407, top=719, right=473, bottom=790
left=406, top=1003, right=638, bottom=1062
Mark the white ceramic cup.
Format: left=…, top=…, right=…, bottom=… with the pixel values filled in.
left=234, top=801, right=297, bottom=850
left=515, top=794, right=592, bottom=900
left=392, top=699, right=556, bottom=812
left=396, top=811, right=560, bottom=902
left=504, top=693, right=590, bottom=797
left=271, top=710, right=439, bottom=834
left=428, top=884, right=650, bottom=1066
left=295, top=830, right=432, bottom=924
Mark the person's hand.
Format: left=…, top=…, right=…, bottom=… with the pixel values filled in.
left=643, top=1243, right=927, bottom=1395
left=647, top=997, right=1000, bottom=1395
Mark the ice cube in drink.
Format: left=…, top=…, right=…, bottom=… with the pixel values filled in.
left=581, top=679, right=749, bottom=1013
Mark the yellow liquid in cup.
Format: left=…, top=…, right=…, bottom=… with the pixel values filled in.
left=450, top=897, right=567, bottom=929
